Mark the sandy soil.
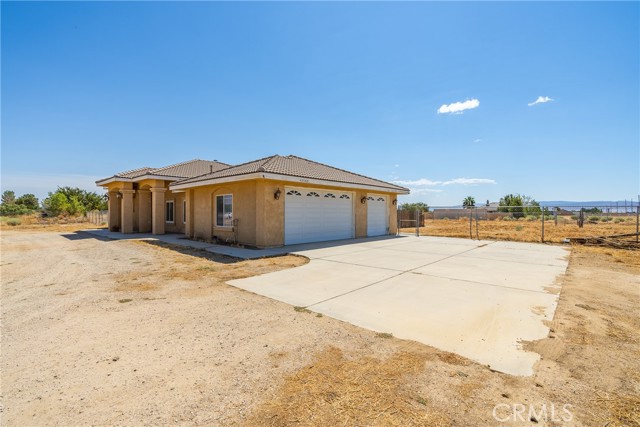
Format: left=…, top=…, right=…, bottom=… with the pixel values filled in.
left=1, top=229, right=638, bottom=426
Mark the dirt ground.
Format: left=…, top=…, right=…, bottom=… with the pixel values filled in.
left=1, top=228, right=638, bottom=426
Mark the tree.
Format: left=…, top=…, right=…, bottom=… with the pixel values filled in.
left=43, top=192, right=70, bottom=216
left=463, top=196, right=475, bottom=209
left=55, top=187, right=107, bottom=211
left=498, top=193, right=541, bottom=218
left=399, top=202, right=430, bottom=213
left=2, top=191, right=16, bottom=205
left=16, top=194, right=39, bottom=210
left=66, top=196, right=85, bottom=216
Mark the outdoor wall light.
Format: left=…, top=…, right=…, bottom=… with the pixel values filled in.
left=116, top=193, right=122, bottom=199
left=274, top=188, right=281, bottom=200
left=392, top=199, right=398, bottom=205
left=361, top=196, right=367, bottom=204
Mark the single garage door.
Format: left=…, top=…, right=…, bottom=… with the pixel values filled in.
left=285, top=188, right=354, bottom=245
left=367, top=195, right=388, bottom=236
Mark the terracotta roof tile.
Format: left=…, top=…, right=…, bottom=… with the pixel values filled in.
left=110, top=159, right=230, bottom=181
left=174, top=155, right=408, bottom=192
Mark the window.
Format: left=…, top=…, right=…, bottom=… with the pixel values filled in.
left=165, top=201, right=175, bottom=223
left=286, top=190, right=301, bottom=196
left=216, top=194, right=233, bottom=227
left=307, top=192, right=320, bottom=197
left=183, top=200, right=187, bottom=224
left=324, top=193, right=336, bottom=198
left=339, top=194, right=350, bottom=199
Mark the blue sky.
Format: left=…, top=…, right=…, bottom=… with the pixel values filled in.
left=2, top=1, right=638, bottom=206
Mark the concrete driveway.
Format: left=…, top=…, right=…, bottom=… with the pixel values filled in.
left=228, top=236, right=569, bottom=376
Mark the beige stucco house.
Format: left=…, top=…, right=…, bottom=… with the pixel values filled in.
left=96, top=155, right=409, bottom=248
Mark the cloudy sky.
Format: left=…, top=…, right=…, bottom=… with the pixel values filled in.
left=2, top=2, right=638, bottom=206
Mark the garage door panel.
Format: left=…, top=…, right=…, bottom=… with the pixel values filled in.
left=285, top=188, right=354, bottom=245
left=367, top=195, right=388, bottom=237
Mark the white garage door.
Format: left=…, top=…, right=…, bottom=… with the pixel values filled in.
left=285, top=188, right=354, bottom=245
left=367, top=195, right=388, bottom=237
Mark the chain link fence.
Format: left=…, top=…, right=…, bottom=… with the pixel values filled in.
left=398, top=205, right=640, bottom=245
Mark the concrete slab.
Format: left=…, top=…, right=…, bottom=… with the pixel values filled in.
left=230, top=260, right=400, bottom=307
left=309, top=273, right=558, bottom=376
left=228, top=235, right=570, bottom=376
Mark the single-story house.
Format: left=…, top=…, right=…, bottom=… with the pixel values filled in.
left=96, top=155, right=409, bottom=247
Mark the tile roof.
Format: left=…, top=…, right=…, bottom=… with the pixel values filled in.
left=174, top=155, right=409, bottom=192
left=108, top=159, right=230, bottom=181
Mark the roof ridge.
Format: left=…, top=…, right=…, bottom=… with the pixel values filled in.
left=151, top=158, right=202, bottom=173
left=285, top=155, right=406, bottom=190
left=115, top=166, right=154, bottom=177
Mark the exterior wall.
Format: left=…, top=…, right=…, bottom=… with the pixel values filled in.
left=164, top=190, right=186, bottom=234
left=191, top=180, right=258, bottom=246
left=354, top=190, right=368, bottom=238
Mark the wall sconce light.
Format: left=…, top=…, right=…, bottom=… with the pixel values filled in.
left=116, top=193, right=122, bottom=199
left=360, top=196, right=367, bottom=204
left=274, top=188, right=281, bottom=200
left=392, top=199, right=398, bottom=205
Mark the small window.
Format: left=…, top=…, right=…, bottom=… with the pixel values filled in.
left=286, top=190, right=301, bottom=196
left=367, top=196, right=375, bottom=201
left=165, top=201, right=175, bottom=223
left=183, top=200, right=187, bottom=224
left=324, top=193, right=336, bottom=198
left=307, top=192, right=320, bottom=197
left=377, top=197, right=385, bottom=202
left=216, top=194, right=233, bottom=227
left=339, top=194, right=350, bottom=199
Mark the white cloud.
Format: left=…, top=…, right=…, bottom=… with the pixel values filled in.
left=473, top=138, right=482, bottom=143
left=528, top=96, right=553, bottom=106
left=411, top=188, right=444, bottom=194
left=442, top=178, right=496, bottom=186
left=394, top=177, right=496, bottom=187
left=437, top=98, right=480, bottom=114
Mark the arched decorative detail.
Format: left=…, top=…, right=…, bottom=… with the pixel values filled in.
left=324, top=193, right=336, bottom=198
left=286, top=190, right=301, bottom=196
left=307, top=191, right=320, bottom=197
left=339, top=194, right=350, bottom=199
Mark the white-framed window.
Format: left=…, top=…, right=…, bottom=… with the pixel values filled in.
left=165, top=200, right=175, bottom=223
left=216, top=194, right=233, bottom=227
left=183, top=200, right=187, bottom=224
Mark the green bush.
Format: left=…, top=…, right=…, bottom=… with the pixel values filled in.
left=525, top=215, right=538, bottom=221
left=600, top=216, right=613, bottom=223
left=6, top=218, right=21, bottom=226
left=614, top=217, right=626, bottom=223
left=0, top=204, right=31, bottom=216
left=587, top=216, right=600, bottom=223
left=43, top=192, right=69, bottom=216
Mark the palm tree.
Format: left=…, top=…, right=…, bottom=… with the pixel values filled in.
left=463, top=196, right=475, bottom=209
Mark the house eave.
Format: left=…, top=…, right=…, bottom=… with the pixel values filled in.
left=170, top=172, right=410, bottom=194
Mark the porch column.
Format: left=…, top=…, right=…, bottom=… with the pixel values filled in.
left=108, top=191, right=121, bottom=232
left=120, top=189, right=135, bottom=234
left=137, top=189, right=152, bottom=233
left=150, top=187, right=166, bottom=235
left=185, top=189, right=192, bottom=237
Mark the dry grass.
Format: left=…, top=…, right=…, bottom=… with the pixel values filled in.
left=245, top=346, right=450, bottom=427
left=594, top=391, right=640, bottom=427
left=406, top=217, right=638, bottom=244
left=0, top=213, right=104, bottom=232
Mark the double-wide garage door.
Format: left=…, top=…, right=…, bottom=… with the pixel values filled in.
left=284, top=188, right=354, bottom=245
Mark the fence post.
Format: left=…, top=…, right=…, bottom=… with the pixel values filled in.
left=636, top=204, right=640, bottom=243
left=415, top=209, right=420, bottom=237
left=475, top=207, right=479, bottom=240
left=469, top=209, right=472, bottom=239
left=541, top=210, right=545, bottom=243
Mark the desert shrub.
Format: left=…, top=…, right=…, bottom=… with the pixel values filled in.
left=600, top=216, right=613, bottom=222
left=587, top=216, right=600, bottom=223
left=0, top=203, right=31, bottom=216
left=614, top=217, right=626, bottom=223
left=43, top=193, right=69, bottom=216
left=515, top=225, right=523, bottom=231
left=502, top=216, right=516, bottom=221
left=6, top=218, right=21, bottom=226
left=525, top=215, right=538, bottom=221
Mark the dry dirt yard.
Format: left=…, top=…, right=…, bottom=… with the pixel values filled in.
left=1, top=227, right=638, bottom=426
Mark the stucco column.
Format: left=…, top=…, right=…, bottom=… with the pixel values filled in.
left=184, top=189, right=192, bottom=237
left=137, top=189, right=152, bottom=233
left=108, top=191, right=121, bottom=232
left=150, top=187, right=166, bottom=235
left=120, top=189, right=135, bottom=234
